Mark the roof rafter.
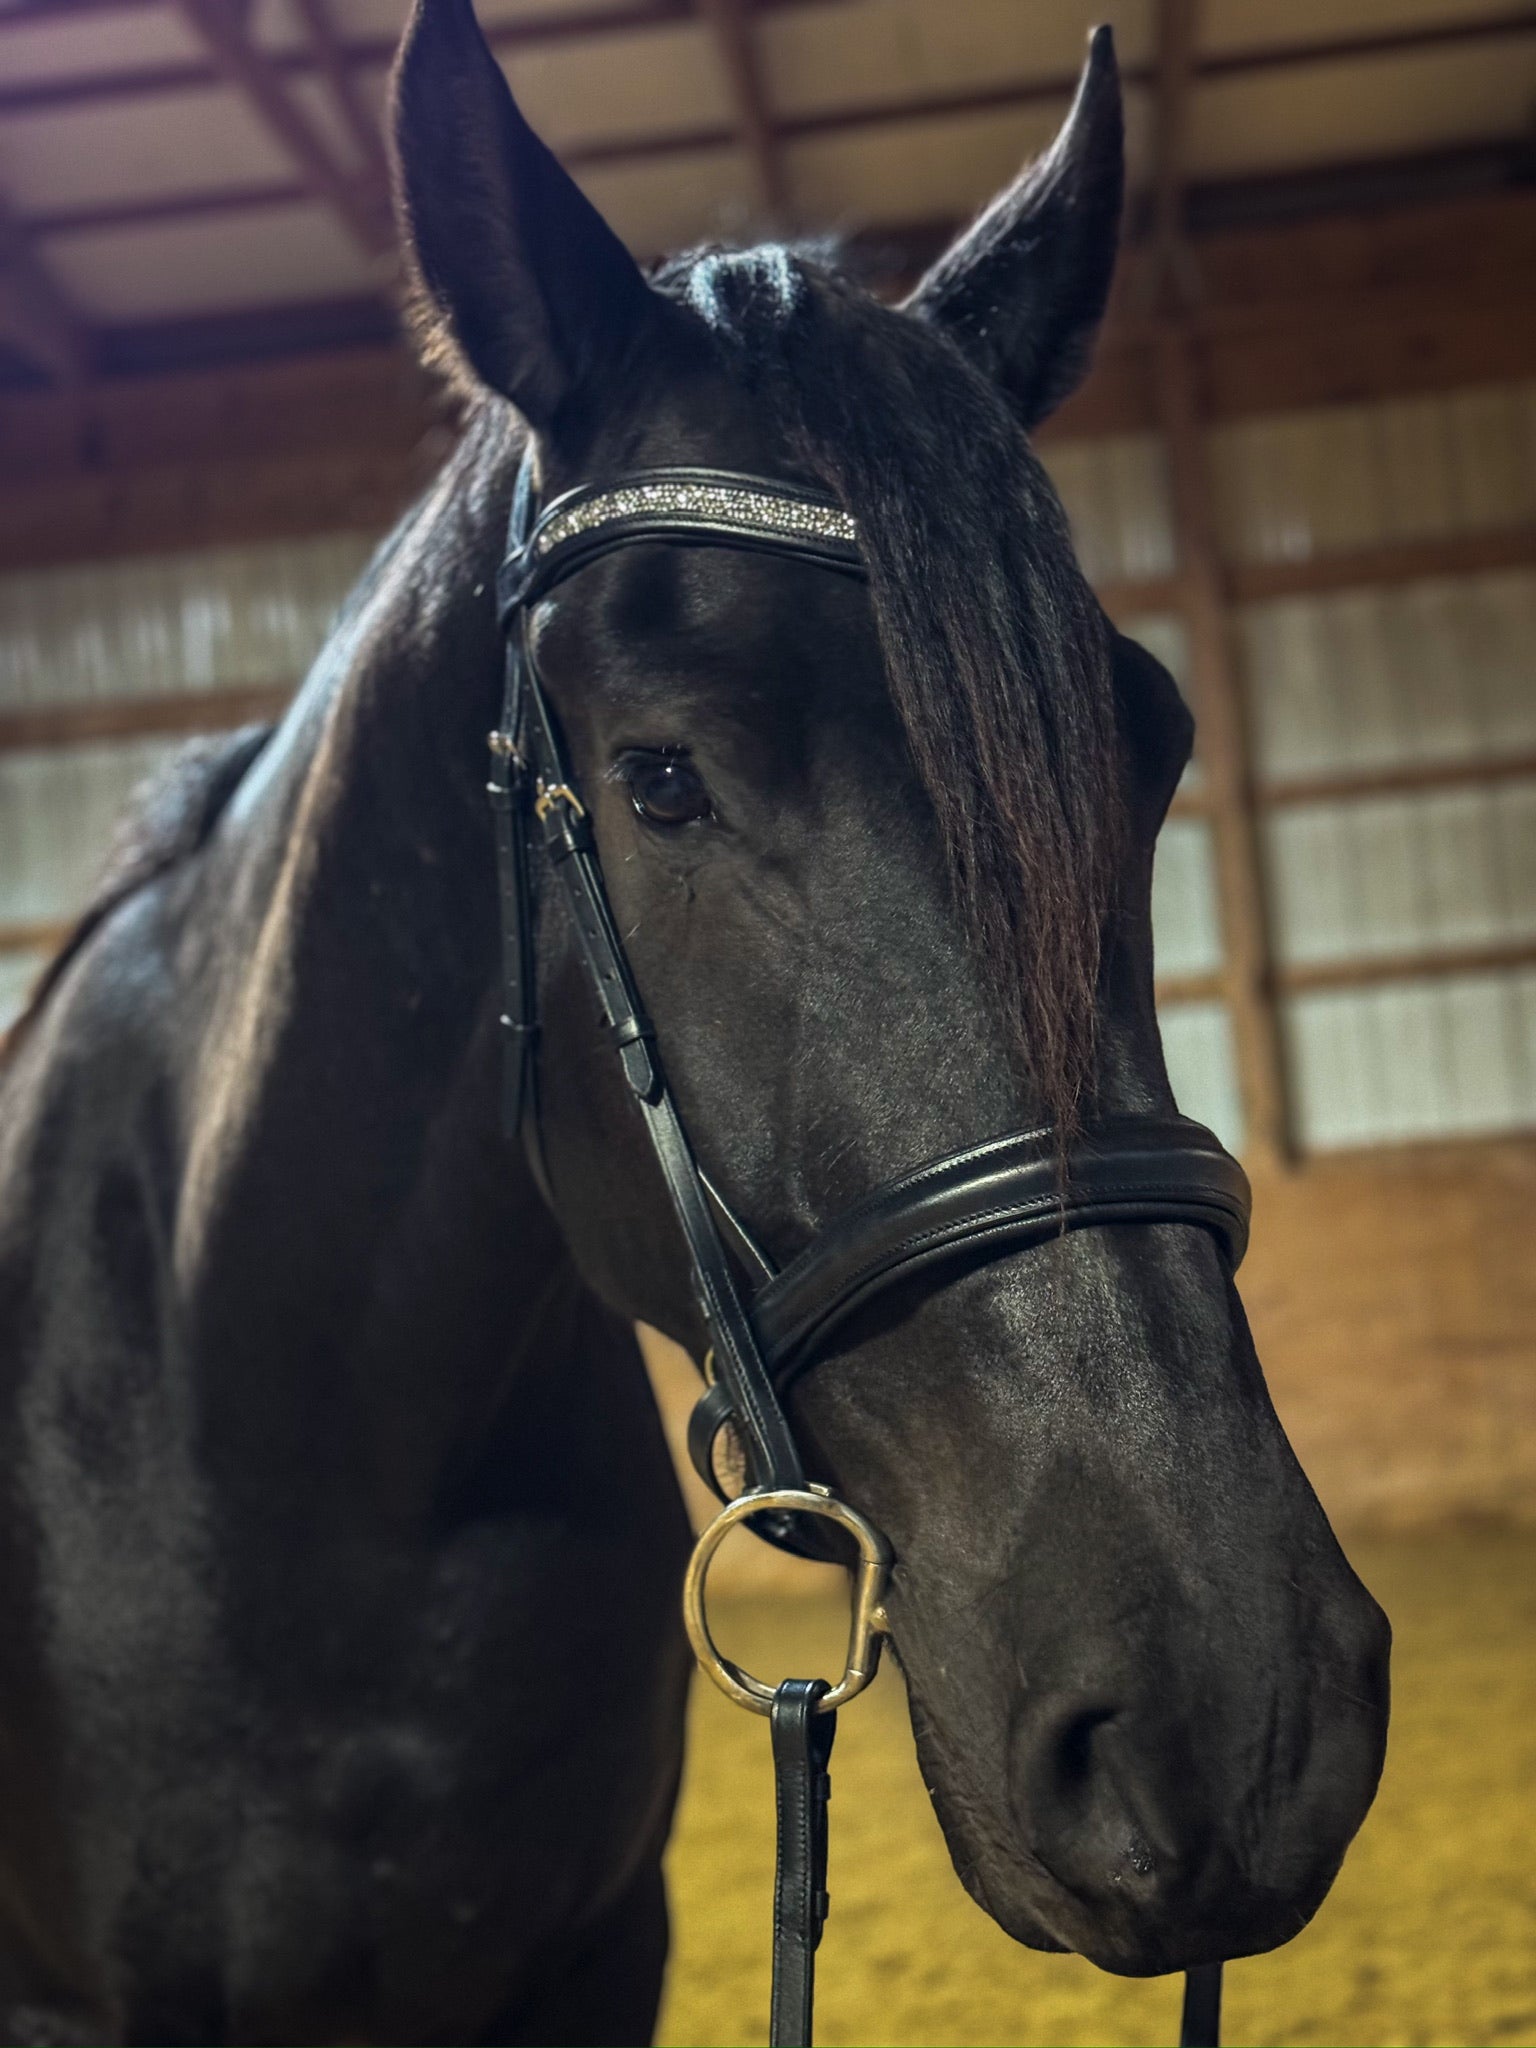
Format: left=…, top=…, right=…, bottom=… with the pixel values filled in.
left=21, top=131, right=1536, bottom=256
left=0, top=194, right=91, bottom=385
left=291, top=0, right=390, bottom=203
left=6, top=6, right=1535, bottom=119
left=174, top=0, right=392, bottom=257
left=692, top=0, right=790, bottom=225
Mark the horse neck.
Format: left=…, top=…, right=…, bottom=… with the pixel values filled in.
left=177, top=414, right=584, bottom=1519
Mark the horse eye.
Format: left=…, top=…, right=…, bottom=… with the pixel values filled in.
left=621, top=754, right=713, bottom=828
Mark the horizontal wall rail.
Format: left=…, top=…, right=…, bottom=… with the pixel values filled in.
left=0, top=684, right=295, bottom=752
left=1279, top=939, right=1536, bottom=994
left=1230, top=526, right=1536, bottom=603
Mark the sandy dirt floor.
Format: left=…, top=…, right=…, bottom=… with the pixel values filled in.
left=657, top=1528, right=1535, bottom=2048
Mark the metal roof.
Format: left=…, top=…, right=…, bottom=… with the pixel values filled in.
left=0, top=0, right=1532, bottom=383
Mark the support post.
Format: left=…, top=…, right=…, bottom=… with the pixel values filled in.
left=1154, top=322, right=1290, bottom=1168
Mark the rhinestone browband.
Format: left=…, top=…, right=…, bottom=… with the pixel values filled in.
left=497, top=466, right=867, bottom=622
left=531, top=473, right=859, bottom=558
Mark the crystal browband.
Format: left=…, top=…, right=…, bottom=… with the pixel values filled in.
left=500, top=466, right=866, bottom=614
left=533, top=473, right=858, bottom=556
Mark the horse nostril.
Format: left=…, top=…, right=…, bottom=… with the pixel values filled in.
left=1013, top=1696, right=1180, bottom=1905
left=1055, top=1703, right=1118, bottom=1789
left=1015, top=1696, right=1131, bottom=1839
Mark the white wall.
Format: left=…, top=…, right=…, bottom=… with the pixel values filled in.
left=1055, top=385, right=1536, bottom=1154
left=0, top=533, right=372, bottom=1032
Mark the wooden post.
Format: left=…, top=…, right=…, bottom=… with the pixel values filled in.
left=1154, top=321, right=1290, bottom=1168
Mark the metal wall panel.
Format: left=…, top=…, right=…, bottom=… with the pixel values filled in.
left=1152, top=817, right=1226, bottom=976
left=1157, top=1000, right=1244, bottom=1155
left=0, top=738, right=188, bottom=922
left=1209, top=379, right=1536, bottom=564
left=1266, top=779, right=1536, bottom=967
left=0, top=532, right=376, bottom=1035
left=1242, top=571, right=1536, bottom=783
left=1217, top=383, right=1536, bottom=1148
left=1047, top=434, right=1178, bottom=584
left=0, top=533, right=374, bottom=707
left=1286, top=969, right=1536, bottom=1150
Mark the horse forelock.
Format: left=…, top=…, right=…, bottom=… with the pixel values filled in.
left=659, top=245, right=1125, bottom=1134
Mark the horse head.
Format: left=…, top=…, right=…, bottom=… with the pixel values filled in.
left=391, top=0, right=1389, bottom=1977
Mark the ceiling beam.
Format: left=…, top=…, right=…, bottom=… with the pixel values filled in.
left=19, top=136, right=1536, bottom=282
left=0, top=194, right=91, bottom=385
left=18, top=140, right=1536, bottom=295
left=3, top=0, right=693, bottom=26
left=7, top=3, right=1535, bottom=118
left=692, top=0, right=790, bottom=225
left=174, top=0, right=392, bottom=257
left=291, top=0, right=390, bottom=205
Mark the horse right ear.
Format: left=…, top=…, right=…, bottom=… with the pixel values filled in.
left=902, top=27, right=1123, bottom=428
left=390, top=0, right=664, bottom=427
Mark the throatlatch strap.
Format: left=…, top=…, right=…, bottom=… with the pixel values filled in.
left=1181, top=1963, right=1222, bottom=2047
left=769, top=1679, right=836, bottom=2048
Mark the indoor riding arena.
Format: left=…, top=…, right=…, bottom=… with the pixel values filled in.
left=0, top=1, right=1532, bottom=2045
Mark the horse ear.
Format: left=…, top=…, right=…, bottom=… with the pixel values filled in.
left=903, top=26, right=1123, bottom=427
left=390, top=0, right=664, bottom=426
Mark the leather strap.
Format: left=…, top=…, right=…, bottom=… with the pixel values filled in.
left=498, top=466, right=866, bottom=616
left=489, top=461, right=541, bottom=1151
left=1181, top=1963, right=1223, bottom=2046
left=530, top=702, right=806, bottom=1495
left=769, top=1680, right=836, bottom=2048
left=756, top=1117, right=1251, bottom=1389
left=500, top=492, right=806, bottom=1501
left=687, top=1119, right=1249, bottom=1508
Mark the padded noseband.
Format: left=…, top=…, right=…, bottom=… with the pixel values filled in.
left=757, top=1116, right=1250, bottom=1382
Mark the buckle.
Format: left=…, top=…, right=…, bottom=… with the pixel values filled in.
left=533, top=779, right=586, bottom=823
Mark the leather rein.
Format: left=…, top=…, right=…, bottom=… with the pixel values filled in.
left=491, top=455, right=1246, bottom=2048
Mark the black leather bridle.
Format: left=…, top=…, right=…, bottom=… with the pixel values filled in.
left=491, top=454, right=1247, bottom=2048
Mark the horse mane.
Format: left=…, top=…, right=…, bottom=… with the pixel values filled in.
left=661, top=245, right=1124, bottom=1133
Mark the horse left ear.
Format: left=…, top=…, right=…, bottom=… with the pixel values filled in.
left=903, top=26, right=1123, bottom=428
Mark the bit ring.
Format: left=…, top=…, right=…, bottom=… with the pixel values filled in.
left=683, top=1484, right=892, bottom=1716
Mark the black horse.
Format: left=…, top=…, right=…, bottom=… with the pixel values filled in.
left=0, top=3, right=1390, bottom=2040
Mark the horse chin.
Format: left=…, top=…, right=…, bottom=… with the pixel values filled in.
left=963, top=1866, right=1245, bottom=1979
left=941, top=1819, right=1244, bottom=1980
left=914, top=1737, right=1078, bottom=1960
left=996, top=1884, right=1328, bottom=1980
left=909, top=1698, right=1352, bottom=1981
